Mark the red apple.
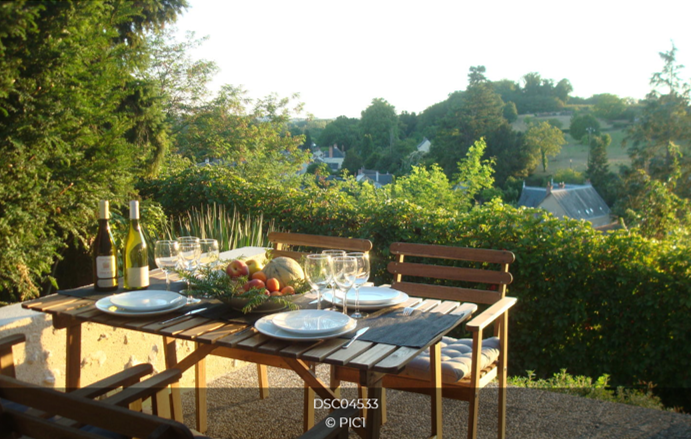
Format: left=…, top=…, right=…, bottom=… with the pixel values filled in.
left=226, top=259, right=250, bottom=278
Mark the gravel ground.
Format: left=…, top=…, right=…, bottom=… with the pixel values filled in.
left=180, top=364, right=691, bottom=439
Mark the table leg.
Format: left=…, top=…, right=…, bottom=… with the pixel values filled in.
left=258, top=364, right=269, bottom=399
left=360, top=370, right=384, bottom=439
left=163, top=336, right=184, bottom=422
left=65, top=321, right=82, bottom=392
left=195, top=341, right=208, bottom=433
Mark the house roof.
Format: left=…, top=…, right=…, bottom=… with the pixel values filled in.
left=518, top=183, right=611, bottom=221
left=550, top=186, right=610, bottom=220
left=329, top=146, right=345, bottom=158
left=517, top=186, right=546, bottom=207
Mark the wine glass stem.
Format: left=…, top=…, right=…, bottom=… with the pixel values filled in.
left=354, top=285, right=360, bottom=316
left=164, top=270, right=170, bottom=291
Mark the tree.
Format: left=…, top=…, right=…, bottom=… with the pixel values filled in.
left=586, top=134, right=619, bottom=205
left=0, top=0, right=187, bottom=302
left=453, top=138, right=496, bottom=210
left=318, top=116, right=361, bottom=151
left=555, top=79, right=573, bottom=104
left=592, top=93, right=626, bottom=120
left=626, top=45, right=691, bottom=189
left=503, top=101, right=518, bottom=123
left=359, top=98, right=398, bottom=150
left=569, top=113, right=601, bottom=143
left=391, top=164, right=457, bottom=210
left=613, top=143, right=691, bottom=240
left=524, top=121, right=566, bottom=172
left=174, top=85, right=308, bottom=180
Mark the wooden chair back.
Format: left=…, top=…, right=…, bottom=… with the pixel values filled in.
left=387, top=242, right=515, bottom=305
left=268, top=232, right=372, bottom=261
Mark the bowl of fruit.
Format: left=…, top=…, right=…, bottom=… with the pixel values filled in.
left=183, top=256, right=308, bottom=313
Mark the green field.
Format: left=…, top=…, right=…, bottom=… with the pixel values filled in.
left=513, top=115, right=631, bottom=177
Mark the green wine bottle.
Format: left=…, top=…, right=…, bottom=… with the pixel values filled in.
left=93, top=200, right=118, bottom=292
left=123, top=200, right=149, bottom=290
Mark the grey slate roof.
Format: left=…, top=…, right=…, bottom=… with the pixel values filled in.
left=550, top=186, right=610, bottom=221
left=518, top=184, right=611, bottom=222
left=517, top=186, right=547, bottom=208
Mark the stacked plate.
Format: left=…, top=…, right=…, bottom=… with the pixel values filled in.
left=255, top=309, right=357, bottom=341
left=96, top=290, right=186, bottom=316
left=322, top=286, right=408, bottom=310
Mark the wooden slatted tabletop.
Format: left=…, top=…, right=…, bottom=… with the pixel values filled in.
left=22, top=294, right=470, bottom=375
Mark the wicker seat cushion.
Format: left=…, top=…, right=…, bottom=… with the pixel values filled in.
left=401, top=336, right=501, bottom=384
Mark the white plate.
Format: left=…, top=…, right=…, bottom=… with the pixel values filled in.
left=96, top=295, right=186, bottom=317
left=110, top=290, right=185, bottom=311
left=271, top=310, right=353, bottom=336
left=255, top=314, right=357, bottom=341
left=322, top=291, right=409, bottom=310
left=335, top=286, right=401, bottom=305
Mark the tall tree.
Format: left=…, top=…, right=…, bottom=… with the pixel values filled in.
left=569, top=113, right=601, bottom=143
left=359, top=98, right=398, bottom=151
left=626, top=44, right=691, bottom=189
left=0, top=0, right=186, bottom=302
left=524, top=121, right=566, bottom=172
left=429, top=67, right=510, bottom=178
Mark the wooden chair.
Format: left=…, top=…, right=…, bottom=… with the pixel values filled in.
left=331, top=242, right=517, bottom=439
left=268, top=232, right=373, bottom=261
left=0, top=334, right=359, bottom=439
left=267, top=231, right=373, bottom=430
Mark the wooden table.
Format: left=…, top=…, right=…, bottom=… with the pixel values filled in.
left=21, top=275, right=473, bottom=438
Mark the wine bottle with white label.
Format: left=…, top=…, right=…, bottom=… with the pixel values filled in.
left=93, top=200, right=118, bottom=292
left=123, top=200, right=149, bottom=290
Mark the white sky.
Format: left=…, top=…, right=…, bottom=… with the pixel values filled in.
left=174, top=0, right=691, bottom=120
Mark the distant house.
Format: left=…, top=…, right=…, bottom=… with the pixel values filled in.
left=312, top=144, right=345, bottom=171
left=356, top=168, right=394, bottom=188
left=416, top=137, right=431, bottom=154
left=518, top=181, right=612, bottom=227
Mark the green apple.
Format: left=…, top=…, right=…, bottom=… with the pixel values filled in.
left=246, top=259, right=264, bottom=276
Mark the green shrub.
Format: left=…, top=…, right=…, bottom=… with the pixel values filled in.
left=509, top=369, right=668, bottom=411
left=141, top=167, right=691, bottom=399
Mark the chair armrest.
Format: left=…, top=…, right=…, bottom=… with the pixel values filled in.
left=465, top=296, right=517, bottom=332
left=101, top=368, right=182, bottom=407
left=70, top=363, right=154, bottom=399
left=0, top=334, right=26, bottom=350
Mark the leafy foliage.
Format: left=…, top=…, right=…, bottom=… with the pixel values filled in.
left=0, top=0, right=185, bottom=302
left=524, top=121, right=566, bottom=172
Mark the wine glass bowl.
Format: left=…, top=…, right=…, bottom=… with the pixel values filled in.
left=321, top=250, right=346, bottom=312
left=332, top=256, right=357, bottom=315
left=304, top=254, right=332, bottom=310
left=199, top=239, right=219, bottom=268
left=347, top=252, right=370, bottom=318
left=154, top=240, right=180, bottom=291
left=177, top=236, right=201, bottom=304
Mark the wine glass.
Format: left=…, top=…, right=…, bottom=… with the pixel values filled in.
left=177, top=236, right=201, bottom=304
left=347, top=252, right=370, bottom=319
left=332, top=256, right=357, bottom=316
left=199, top=239, right=219, bottom=268
left=322, top=250, right=346, bottom=307
left=154, top=240, right=180, bottom=291
left=304, top=254, right=332, bottom=310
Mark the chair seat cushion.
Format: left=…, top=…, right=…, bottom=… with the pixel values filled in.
left=401, top=336, right=501, bottom=384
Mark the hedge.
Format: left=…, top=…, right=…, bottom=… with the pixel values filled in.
left=141, top=166, right=691, bottom=395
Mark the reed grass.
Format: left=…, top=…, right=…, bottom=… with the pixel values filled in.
left=167, top=203, right=276, bottom=251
